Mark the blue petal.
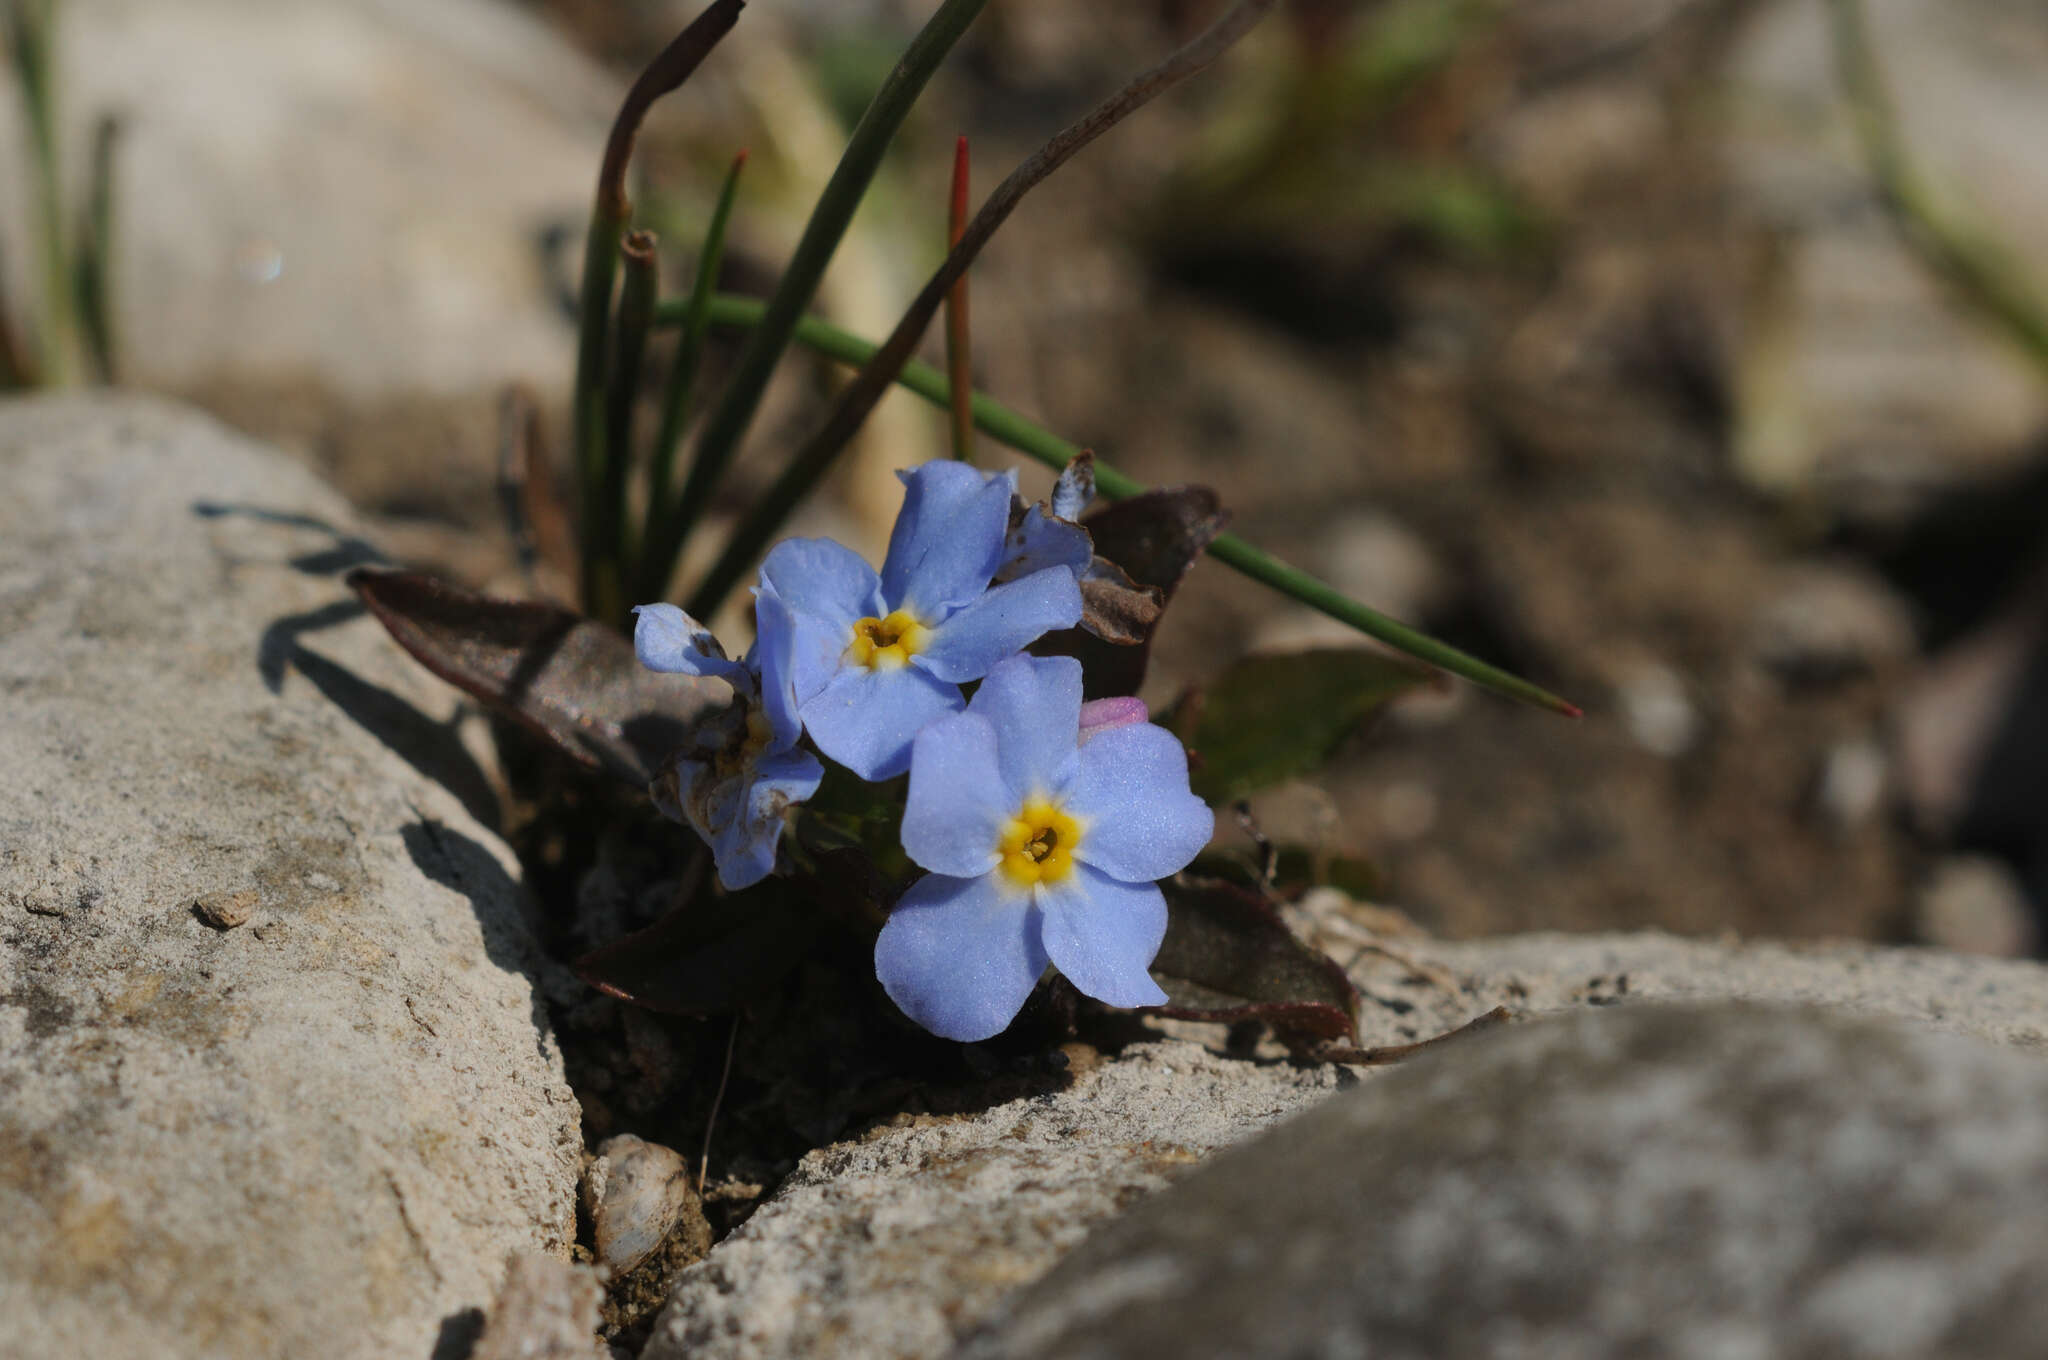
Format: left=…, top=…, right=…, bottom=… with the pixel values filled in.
left=998, top=504, right=1092, bottom=584
left=875, top=871, right=1048, bottom=1042
left=964, top=654, right=1082, bottom=801
left=787, top=602, right=859, bottom=710
left=1035, top=864, right=1169, bottom=1009
left=759, top=537, right=884, bottom=630
left=632, top=603, right=749, bottom=687
left=750, top=588, right=807, bottom=749
left=880, top=462, right=1016, bottom=618
left=1064, top=722, right=1214, bottom=883
left=914, top=567, right=1082, bottom=685
left=800, top=663, right=963, bottom=781
left=749, top=747, right=825, bottom=819
left=704, top=750, right=823, bottom=890
left=901, top=713, right=1010, bottom=877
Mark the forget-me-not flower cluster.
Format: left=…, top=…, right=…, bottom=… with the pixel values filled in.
left=633, top=460, right=1212, bottom=1039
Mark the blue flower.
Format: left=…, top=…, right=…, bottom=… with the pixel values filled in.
left=875, top=654, right=1213, bottom=1041
left=633, top=594, right=823, bottom=891
left=758, top=462, right=1084, bottom=781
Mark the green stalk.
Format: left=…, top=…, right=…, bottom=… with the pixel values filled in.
left=642, top=0, right=992, bottom=596
left=636, top=148, right=748, bottom=604
left=572, top=0, right=745, bottom=619
left=572, top=198, right=625, bottom=614
left=11, top=0, right=75, bottom=385
left=665, top=293, right=1579, bottom=715
left=593, top=229, right=660, bottom=626
left=0, top=229, right=31, bottom=387
left=74, top=113, right=118, bottom=383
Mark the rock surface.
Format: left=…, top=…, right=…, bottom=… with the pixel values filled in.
left=640, top=1040, right=1353, bottom=1360
left=470, top=1255, right=610, bottom=1360
left=962, top=1003, right=2048, bottom=1360
left=643, top=930, right=2048, bottom=1360
left=0, top=0, right=613, bottom=398
left=0, top=393, right=582, bottom=1357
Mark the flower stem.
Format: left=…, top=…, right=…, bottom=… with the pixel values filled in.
left=572, top=197, right=624, bottom=617
left=592, top=228, right=660, bottom=626
left=74, top=112, right=119, bottom=383
left=945, top=135, right=974, bottom=462
left=667, top=292, right=1580, bottom=716
left=638, top=149, right=749, bottom=603
left=0, top=231, right=32, bottom=387
left=10, top=0, right=75, bottom=386
left=643, top=0, right=993, bottom=599
left=572, top=0, right=745, bottom=620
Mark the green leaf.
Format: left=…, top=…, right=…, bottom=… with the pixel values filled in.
left=1183, top=648, right=1436, bottom=803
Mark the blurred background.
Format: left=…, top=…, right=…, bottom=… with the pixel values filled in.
left=6, top=0, right=2046, bottom=954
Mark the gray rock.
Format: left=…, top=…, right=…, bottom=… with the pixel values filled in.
left=470, top=1254, right=609, bottom=1360
left=1750, top=562, right=1916, bottom=689
left=0, top=0, right=613, bottom=398
left=0, top=393, right=582, bottom=1357
left=640, top=1043, right=1354, bottom=1360
left=642, top=930, right=2048, bottom=1360
left=1724, top=0, right=2048, bottom=512
left=1914, top=856, right=2037, bottom=960
left=962, top=1004, right=2048, bottom=1360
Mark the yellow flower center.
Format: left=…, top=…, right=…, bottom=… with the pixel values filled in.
left=998, top=796, right=1083, bottom=889
left=847, top=609, right=932, bottom=672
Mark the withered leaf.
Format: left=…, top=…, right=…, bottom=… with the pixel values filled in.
left=1077, top=558, right=1158, bottom=646
left=1150, top=874, right=1359, bottom=1042
left=1038, top=486, right=1229, bottom=697
left=348, top=569, right=724, bottom=787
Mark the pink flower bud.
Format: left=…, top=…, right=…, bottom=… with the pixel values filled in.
left=1077, top=696, right=1148, bottom=744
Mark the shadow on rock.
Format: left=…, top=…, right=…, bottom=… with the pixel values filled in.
left=193, top=500, right=392, bottom=575
left=430, top=1306, right=485, bottom=1360
left=291, top=645, right=501, bottom=831
left=403, top=818, right=556, bottom=1062
left=257, top=601, right=366, bottom=693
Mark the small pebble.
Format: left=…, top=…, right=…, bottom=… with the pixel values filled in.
left=192, top=890, right=257, bottom=930
left=584, top=1134, right=700, bottom=1277
left=1817, top=739, right=1888, bottom=832
left=1618, top=661, right=1698, bottom=757
left=1915, top=856, right=2037, bottom=959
